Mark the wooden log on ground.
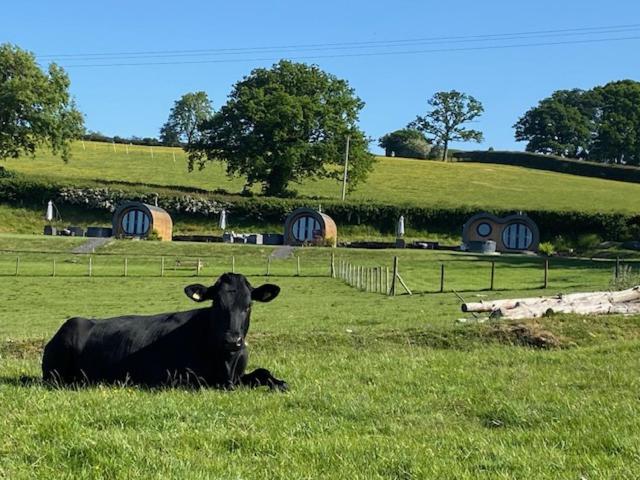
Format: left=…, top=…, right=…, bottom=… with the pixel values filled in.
left=462, top=286, right=640, bottom=313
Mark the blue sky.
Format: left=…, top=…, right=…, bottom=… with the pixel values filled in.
left=4, top=1, right=640, bottom=153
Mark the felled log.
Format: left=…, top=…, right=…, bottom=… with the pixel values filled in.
left=461, top=286, right=640, bottom=320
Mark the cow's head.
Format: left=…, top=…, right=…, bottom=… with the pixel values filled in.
left=184, top=273, right=280, bottom=351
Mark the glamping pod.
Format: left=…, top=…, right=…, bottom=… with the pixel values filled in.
left=112, top=202, right=173, bottom=241
left=284, top=208, right=337, bottom=247
left=462, top=212, right=539, bottom=253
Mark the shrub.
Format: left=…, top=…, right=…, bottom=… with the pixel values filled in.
left=552, top=235, right=574, bottom=254
left=147, top=229, right=161, bottom=241
left=576, top=233, right=602, bottom=252
left=538, top=242, right=556, bottom=256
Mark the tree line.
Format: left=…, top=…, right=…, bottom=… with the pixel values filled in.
left=514, top=80, right=640, bottom=164
left=2, top=41, right=640, bottom=199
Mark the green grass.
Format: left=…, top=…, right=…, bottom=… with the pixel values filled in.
left=5, top=141, right=640, bottom=213
left=1, top=236, right=640, bottom=477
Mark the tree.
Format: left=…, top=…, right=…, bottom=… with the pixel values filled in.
left=0, top=43, right=84, bottom=161
left=188, top=60, right=374, bottom=196
left=513, top=89, right=594, bottom=158
left=409, top=90, right=484, bottom=161
left=514, top=80, right=640, bottom=164
left=590, top=80, right=640, bottom=165
left=160, top=91, right=213, bottom=146
left=378, top=129, right=431, bottom=159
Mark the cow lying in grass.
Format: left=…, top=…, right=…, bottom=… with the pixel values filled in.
left=42, top=273, right=287, bottom=390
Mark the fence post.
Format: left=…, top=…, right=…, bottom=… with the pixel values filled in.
left=296, top=256, right=301, bottom=276
left=15, top=256, right=19, bottom=276
left=615, top=256, right=620, bottom=281
left=330, top=252, right=336, bottom=278
left=267, top=257, right=271, bottom=276
left=364, top=268, right=371, bottom=292
left=89, top=257, right=93, bottom=277
left=363, top=266, right=367, bottom=291
left=124, top=257, right=128, bottom=277
left=52, top=258, right=56, bottom=277
left=490, top=261, right=495, bottom=291
left=232, top=256, right=235, bottom=274
left=439, top=264, right=445, bottom=293
left=373, top=267, right=377, bottom=293
left=543, top=259, right=549, bottom=289
left=386, top=267, right=390, bottom=295
left=161, top=257, right=165, bottom=277
left=390, top=256, right=399, bottom=296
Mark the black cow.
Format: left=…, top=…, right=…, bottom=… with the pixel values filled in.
left=42, top=273, right=287, bottom=390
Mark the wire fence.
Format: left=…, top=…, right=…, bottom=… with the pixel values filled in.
left=0, top=249, right=627, bottom=296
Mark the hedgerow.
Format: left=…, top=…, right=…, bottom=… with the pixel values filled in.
left=453, top=150, right=640, bottom=184
left=1, top=174, right=639, bottom=241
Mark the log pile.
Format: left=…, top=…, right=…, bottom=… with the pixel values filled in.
left=461, top=286, right=640, bottom=319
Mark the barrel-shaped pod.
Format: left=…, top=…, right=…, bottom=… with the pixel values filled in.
left=462, top=212, right=539, bottom=253
left=112, top=202, right=173, bottom=241
left=284, top=207, right=337, bottom=247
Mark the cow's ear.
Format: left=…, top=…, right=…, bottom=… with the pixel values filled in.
left=184, top=284, right=211, bottom=302
left=251, top=284, right=280, bottom=303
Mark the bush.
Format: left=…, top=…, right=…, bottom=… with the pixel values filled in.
left=453, top=150, right=640, bottom=184
left=576, top=233, right=602, bottom=252
left=147, top=229, right=161, bottom=241
left=552, top=235, right=574, bottom=253
left=379, top=129, right=431, bottom=159
left=538, top=242, right=556, bottom=256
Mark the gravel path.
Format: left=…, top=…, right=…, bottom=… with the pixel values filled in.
left=70, top=237, right=112, bottom=254
left=270, top=246, right=295, bottom=259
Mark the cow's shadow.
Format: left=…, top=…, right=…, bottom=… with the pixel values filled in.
left=0, top=374, right=277, bottom=392
left=0, top=375, right=199, bottom=390
left=0, top=375, right=42, bottom=387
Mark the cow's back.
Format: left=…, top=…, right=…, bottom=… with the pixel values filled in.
left=77, top=308, right=216, bottom=384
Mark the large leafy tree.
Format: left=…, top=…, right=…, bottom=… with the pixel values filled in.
left=590, top=80, right=640, bottom=165
left=188, top=60, right=374, bottom=196
left=514, top=80, right=640, bottom=164
left=513, top=89, right=594, bottom=158
left=160, top=91, right=213, bottom=146
left=378, top=128, right=431, bottom=159
left=0, top=43, right=84, bottom=161
left=409, top=90, right=484, bottom=161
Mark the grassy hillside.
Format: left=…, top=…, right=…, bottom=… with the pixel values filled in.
left=4, top=141, right=640, bottom=213
left=1, top=236, right=639, bottom=477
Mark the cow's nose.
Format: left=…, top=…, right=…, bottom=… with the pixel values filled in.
left=234, top=336, right=243, bottom=347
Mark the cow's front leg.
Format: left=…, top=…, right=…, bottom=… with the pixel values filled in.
left=240, top=368, right=288, bottom=391
left=220, top=348, right=248, bottom=389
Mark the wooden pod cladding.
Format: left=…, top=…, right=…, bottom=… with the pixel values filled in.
left=112, top=202, right=173, bottom=241
left=284, top=207, right=337, bottom=247
left=462, top=212, right=540, bottom=253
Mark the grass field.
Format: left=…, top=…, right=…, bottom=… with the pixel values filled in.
left=1, top=235, right=639, bottom=478
left=5, top=141, right=640, bottom=213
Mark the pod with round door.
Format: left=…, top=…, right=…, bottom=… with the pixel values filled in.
left=112, top=202, right=173, bottom=241
left=283, top=208, right=337, bottom=247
